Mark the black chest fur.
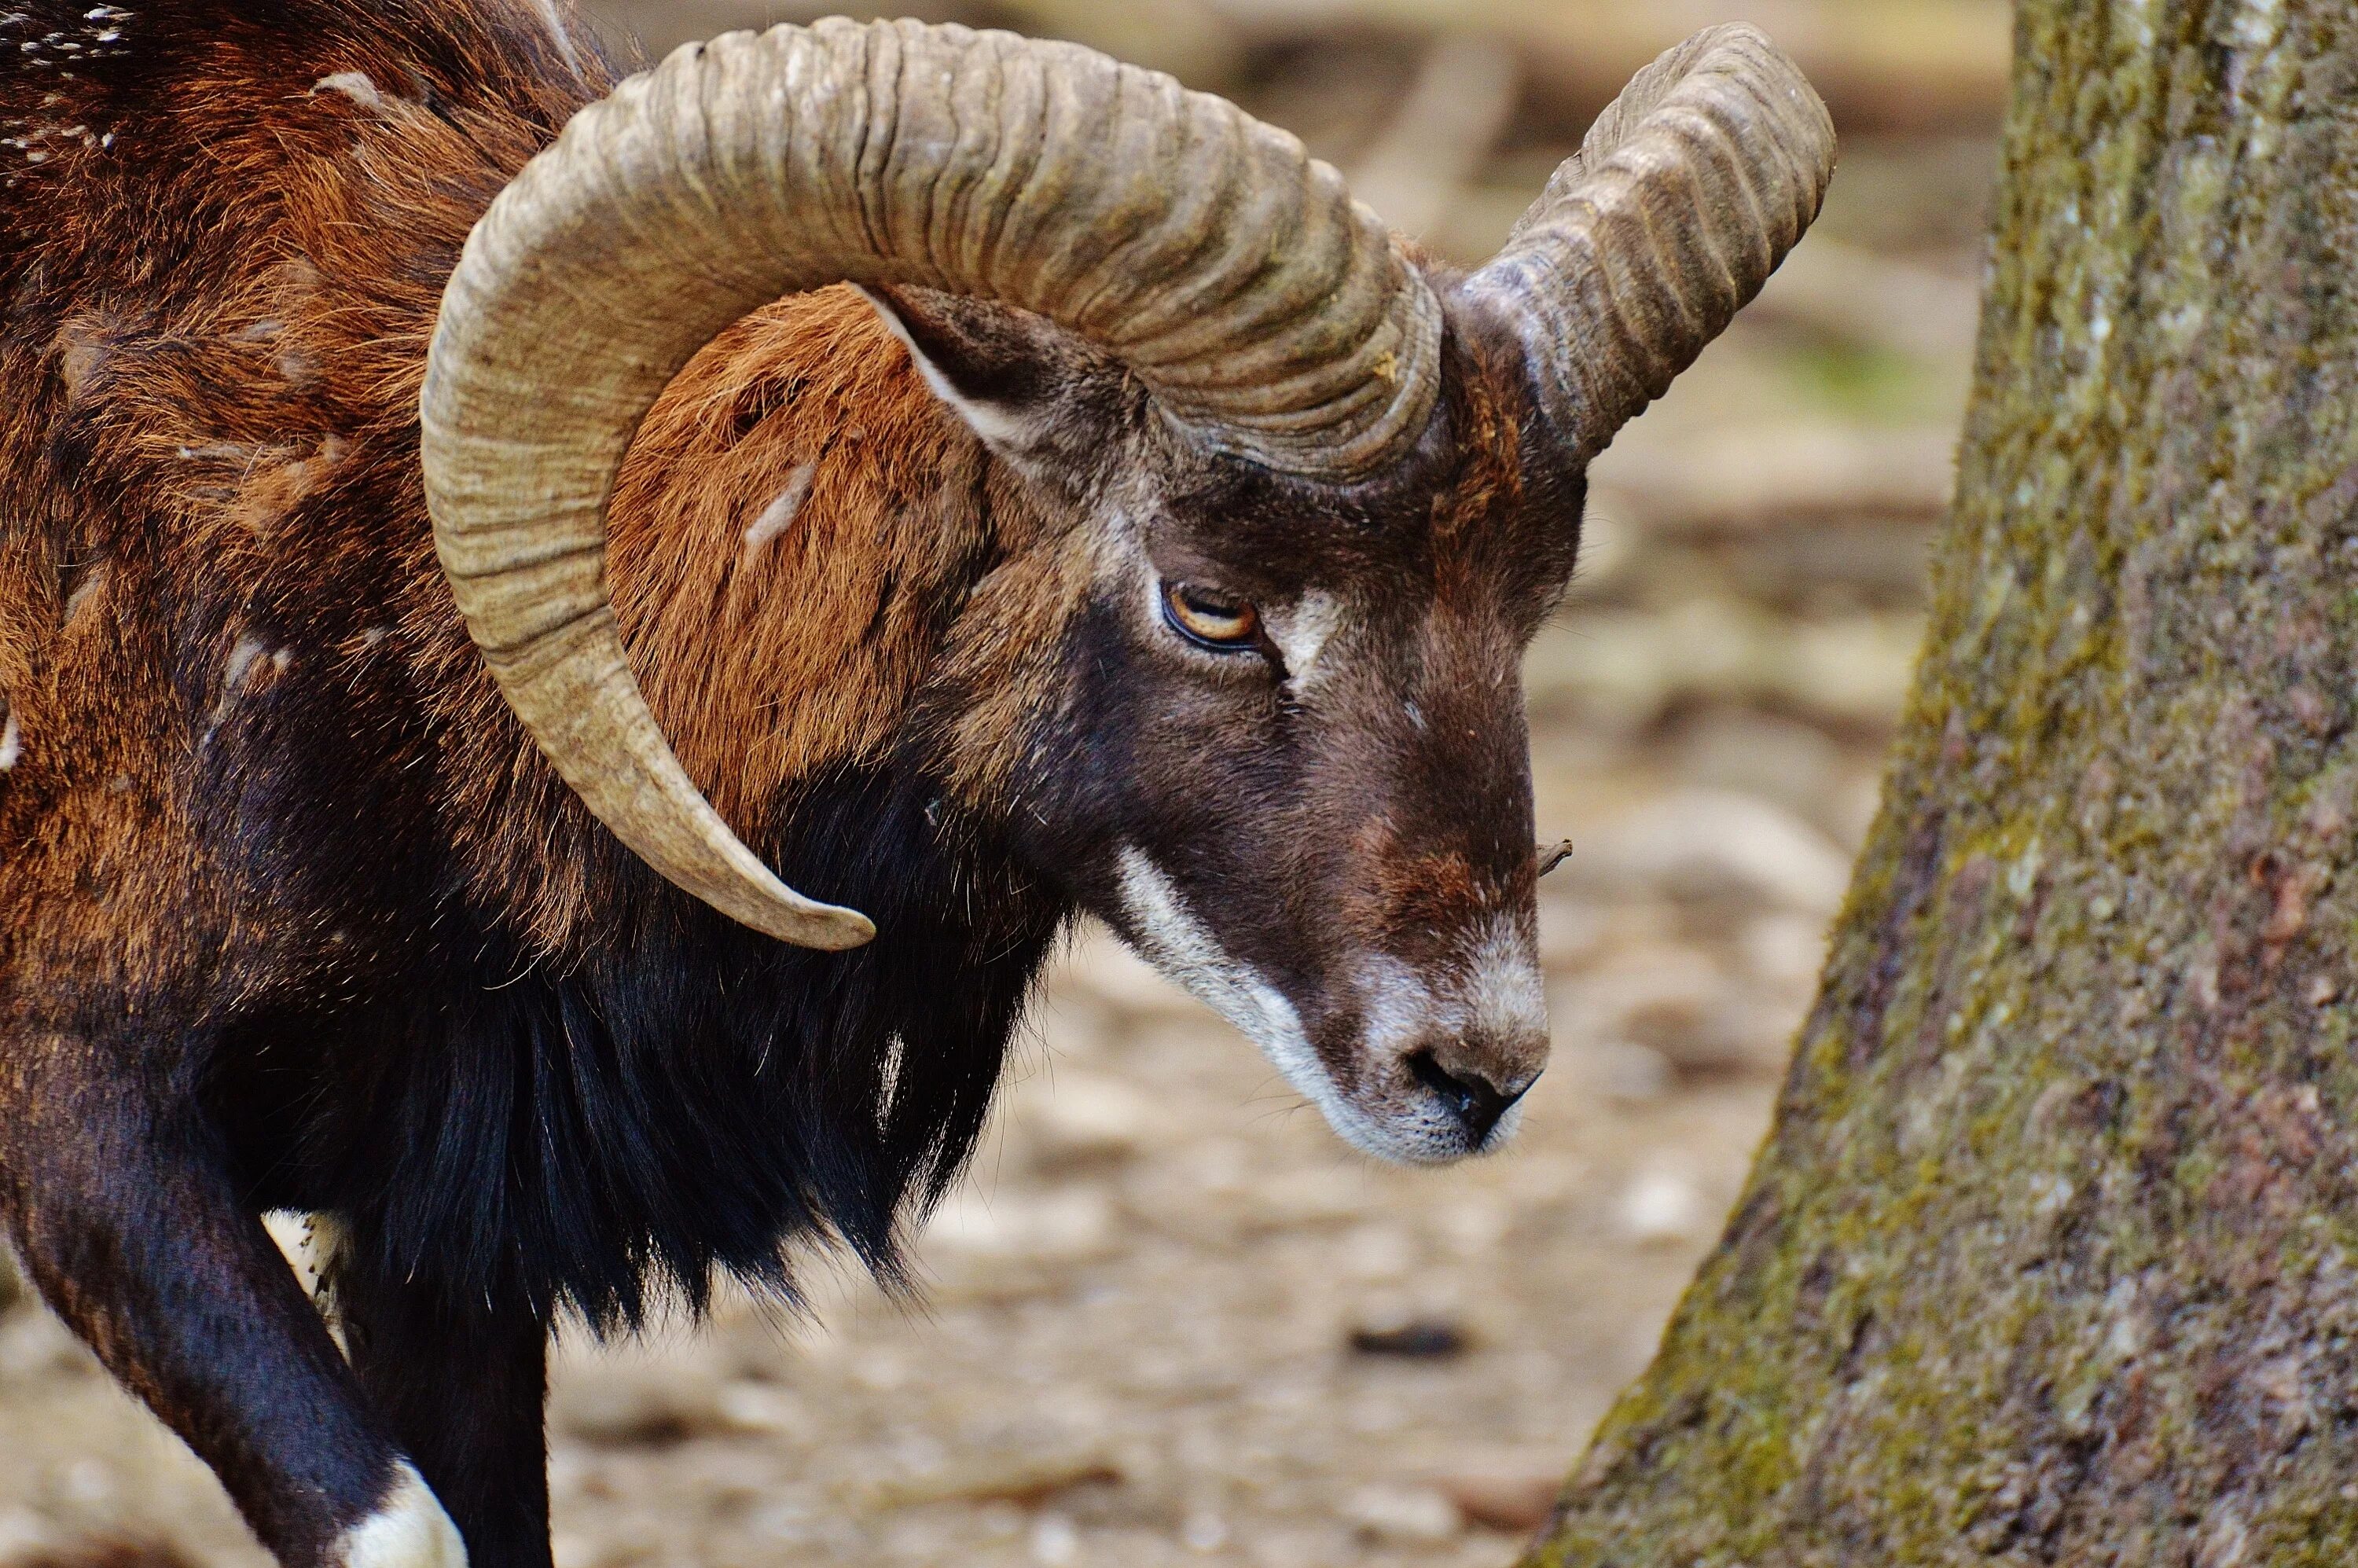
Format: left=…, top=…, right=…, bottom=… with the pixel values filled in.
left=205, top=766, right=1064, bottom=1331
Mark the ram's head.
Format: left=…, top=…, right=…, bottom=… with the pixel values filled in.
left=422, top=20, right=1834, bottom=1163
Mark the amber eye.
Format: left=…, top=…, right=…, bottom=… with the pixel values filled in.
left=1161, top=581, right=1262, bottom=652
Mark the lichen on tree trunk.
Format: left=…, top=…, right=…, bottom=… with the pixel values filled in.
left=1524, top=3, right=2358, bottom=1562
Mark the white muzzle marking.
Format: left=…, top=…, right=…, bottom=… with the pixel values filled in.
left=1114, top=846, right=1480, bottom=1163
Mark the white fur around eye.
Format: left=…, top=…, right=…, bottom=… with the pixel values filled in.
left=1266, top=589, right=1344, bottom=683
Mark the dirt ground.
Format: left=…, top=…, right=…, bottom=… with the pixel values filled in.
left=0, top=2, right=2001, bottom=1562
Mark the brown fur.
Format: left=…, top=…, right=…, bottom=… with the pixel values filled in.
left=608, top=291, right=1074, bottom=828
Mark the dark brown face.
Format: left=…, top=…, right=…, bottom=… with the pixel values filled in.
left=877, top=285, right=1579, bottom=1163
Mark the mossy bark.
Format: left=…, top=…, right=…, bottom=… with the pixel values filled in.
left=1523, top=4, right=2358, bottom=1562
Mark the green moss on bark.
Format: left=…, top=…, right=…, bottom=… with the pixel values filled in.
left=1525, top=3, right=2358, bottom=1562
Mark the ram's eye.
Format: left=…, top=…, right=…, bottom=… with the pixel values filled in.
left=1161, top=581, right=1262, bottom=652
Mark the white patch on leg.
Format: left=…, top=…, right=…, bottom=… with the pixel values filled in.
left=335, top=1463, right=465, bottom=1568
left=262, top=1210, right=335, bottom=1294
left=1114, top=847, right=1432, bottom=1161
left=264, top=1210, right=351, bottom=1350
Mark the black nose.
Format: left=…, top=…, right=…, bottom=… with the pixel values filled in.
left=1407, top=1051, right=1532, bottom=1144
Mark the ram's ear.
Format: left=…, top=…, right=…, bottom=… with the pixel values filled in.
left=859, top=285, right=1129, bottom=481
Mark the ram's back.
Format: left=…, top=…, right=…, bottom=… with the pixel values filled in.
left=1, top=6, right=569, bottom=722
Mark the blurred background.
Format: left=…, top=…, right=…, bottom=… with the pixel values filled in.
left=0, top=0, right=2005, bottom=1563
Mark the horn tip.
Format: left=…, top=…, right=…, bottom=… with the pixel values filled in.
left=771, top=901, right=880, bottom=951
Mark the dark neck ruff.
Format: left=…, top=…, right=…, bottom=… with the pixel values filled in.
left=225, top=763, right=1065, bottom=1333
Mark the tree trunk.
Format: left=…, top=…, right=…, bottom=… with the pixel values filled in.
left=1523, top=4, right=2358, bottom=1562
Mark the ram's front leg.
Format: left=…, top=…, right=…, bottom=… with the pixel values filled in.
left=333, top=1248, right=554, bottom=1568
left=0, top=1023, right=465, bottom=1568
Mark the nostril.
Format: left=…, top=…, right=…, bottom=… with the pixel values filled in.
left=1407, top=1050, right=1524, bottom=1143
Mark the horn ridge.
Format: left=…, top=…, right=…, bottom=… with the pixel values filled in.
left=1472, top=24, right=1838, bottom=461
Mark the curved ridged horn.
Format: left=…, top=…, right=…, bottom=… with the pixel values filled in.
left=1470, top=25, right=1836, bottom=461
left=421, top=20, right=1443, bottom=949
